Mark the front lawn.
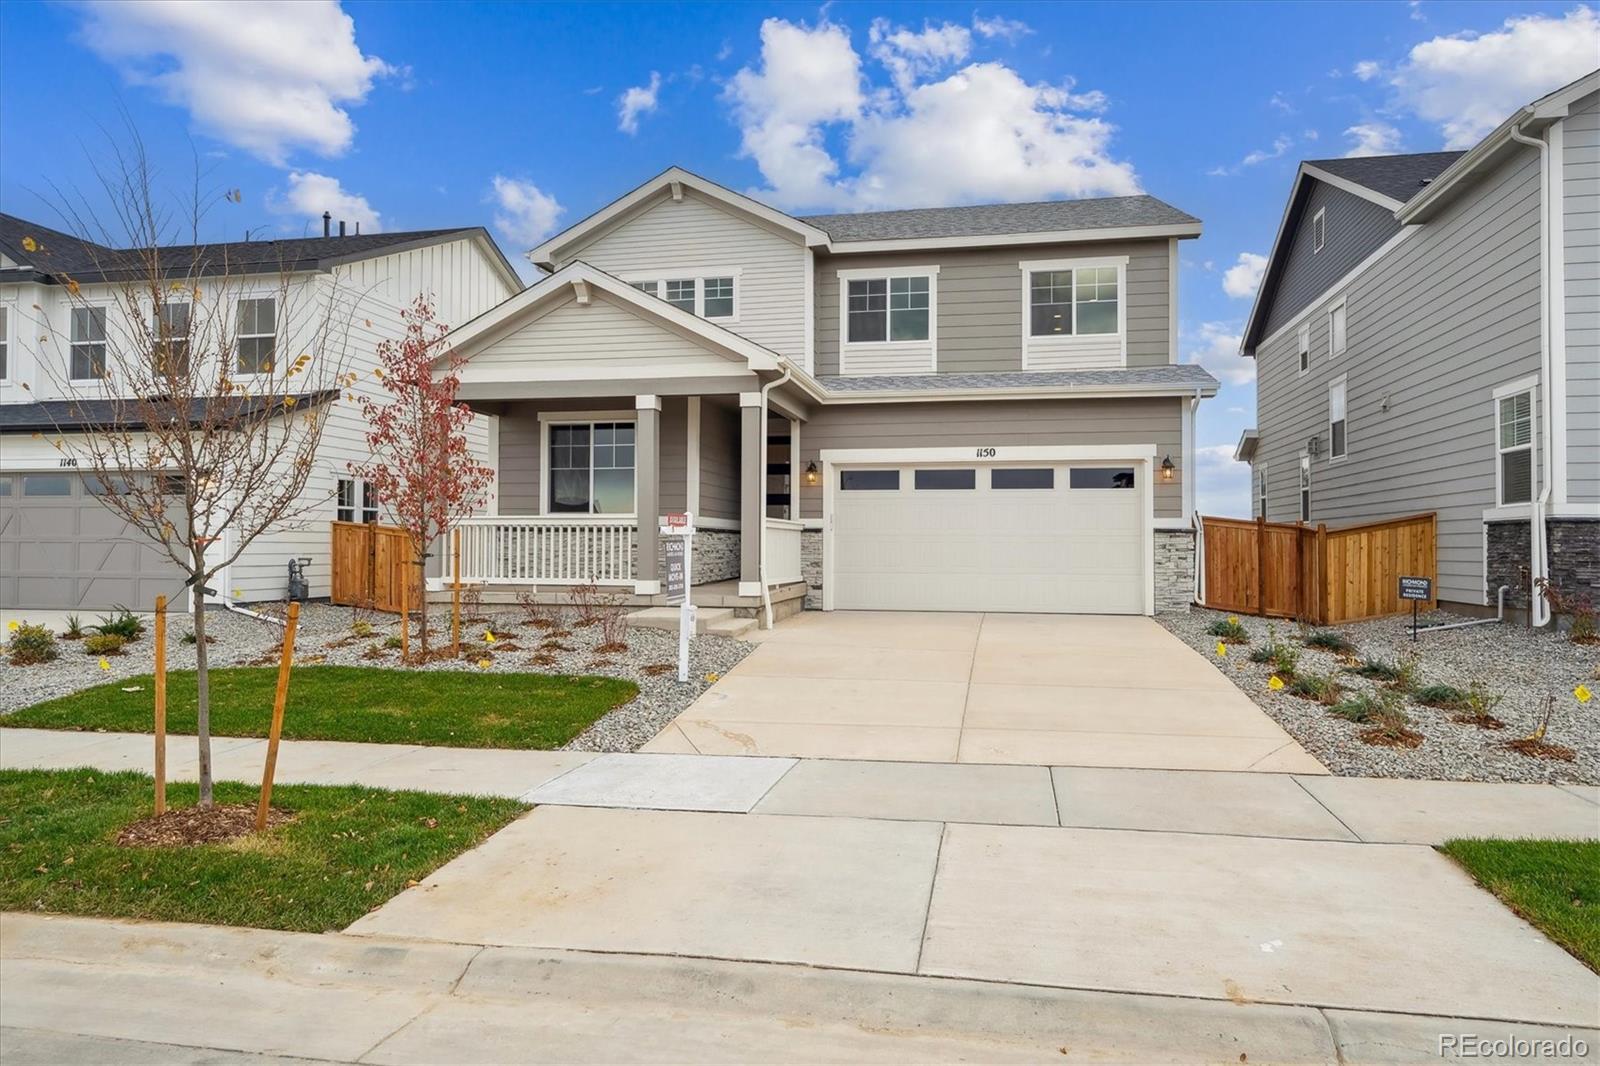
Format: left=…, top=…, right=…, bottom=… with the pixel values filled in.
left=1441, top=838, right=1600, bottom=972
left=0, top=768, right=525, bottom=931
left=1, top=666, right=636, bottom=749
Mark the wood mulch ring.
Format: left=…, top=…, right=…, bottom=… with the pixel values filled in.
left=641, top=663, right=674, bottom=676
left=1360, top=725, right=1425, bottom=749
left=116, top=803, right=294, bottom=847
left=1504, top=737, right=1577, bottom=761
left=1450, top=712, right=1507, bottom=730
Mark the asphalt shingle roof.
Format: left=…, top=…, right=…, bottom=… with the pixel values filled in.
left=798, top=195, right=1199, bottom=242
left=0, top=213, right=493, bottom=284
left=1304, top=152, right=1466, bottom=204
left=0, top=392, right=338, bottom=434
left=815, top=364, right=1218, bottom=393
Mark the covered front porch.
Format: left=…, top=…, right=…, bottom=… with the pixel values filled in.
left=432, top=263, right=815, bottom=624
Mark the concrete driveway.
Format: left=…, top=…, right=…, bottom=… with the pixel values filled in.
left=644, top=612, right=1324, bottom=772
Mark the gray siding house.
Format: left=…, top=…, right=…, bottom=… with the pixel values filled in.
left=439, top=168, right=1216, bottom=619
left=1238, top=71, right=1600, bottom=620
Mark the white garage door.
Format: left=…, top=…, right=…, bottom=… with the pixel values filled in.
left=829, top=461, right=1147, bottom=614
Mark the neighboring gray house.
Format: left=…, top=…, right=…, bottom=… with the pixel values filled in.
left=438, top=167, right=1216, bottom=618
left=1237, top=70, right=1599, bottom=620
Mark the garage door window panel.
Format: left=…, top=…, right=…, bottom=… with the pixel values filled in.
left=914, top=469, right=975, bottom=490
left=992, top=468, right=1054, bottom=490
left=1069, top=467, right=1136, bottom=489
left=840, top=469, right=900, bottom=491
left=23, top=475, right=73, bottom=497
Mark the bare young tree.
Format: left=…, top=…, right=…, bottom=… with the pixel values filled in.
left=17, top=136, right=355, bottom=807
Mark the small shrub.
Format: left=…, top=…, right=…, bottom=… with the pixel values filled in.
left=350, top=620, right=374, bottom=638
left=1452, top=680, right=1506, bottom=730
left=83, top=632, right=128, bottom=656
left=1361, top=701, right=1423, bottom=749
left=94, top=608, right=145, bottom=641
left=1207, top=617, right=1250, bottom=644
left=1347, top=657, right=1401, bottom=682
left=1415, top=683, right=1468, bottom=709
left=1303, top=629, right=1356, bottom=655
left=62, top=614, right=85, bottom=640
left=1536, top=576, right=1599, bottom=645
left=178, top=631, right=217, bottom=646
left=1287, top=672, right=1342, bottom=705
left=1391, top=653, right=1422, bottom=694
left=1329, top=693, right=1384, bottom=722
left=7, top=623, right=59, bottom=665
left=1271, top=642, right=1301, bottom=679
left=382, top=635, right=403, bottom=650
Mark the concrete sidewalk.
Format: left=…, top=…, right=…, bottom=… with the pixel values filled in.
left=6, top=914, right=1597, bottom=1064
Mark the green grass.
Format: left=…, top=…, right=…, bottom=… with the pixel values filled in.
left=1441, top=839, right=1600, bottom=972
left=0, top=768, right=525, bottom=932
left=2, top=666, right=636, bottom=749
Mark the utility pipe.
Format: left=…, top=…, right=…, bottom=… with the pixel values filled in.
left=1415, top=586, right=1507, bottom=635
left=756, top=364, right=794, bottom=630
left=1508, top=122, right=1554, bottom=628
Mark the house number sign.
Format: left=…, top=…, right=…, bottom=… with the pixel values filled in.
left=975, top=447, right=997, bottom=458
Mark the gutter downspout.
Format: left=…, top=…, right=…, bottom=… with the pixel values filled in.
left=757, top=365, right=794, bottom=630
left=1509, top=122, right=1554, bottom=628
left=1189, top=386, right=1204, bottom=607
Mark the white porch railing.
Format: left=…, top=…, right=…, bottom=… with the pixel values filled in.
left=447, top=516, right=636, bottom=586
left=765, top=518, right=804, bottom=586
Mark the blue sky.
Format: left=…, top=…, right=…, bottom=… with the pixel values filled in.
left=3, top=1, right=1595, bottom=514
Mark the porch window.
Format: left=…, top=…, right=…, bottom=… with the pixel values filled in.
left=549, top=421, right=636, bottom=514
left=1496, top=390, right=1533, bottom=505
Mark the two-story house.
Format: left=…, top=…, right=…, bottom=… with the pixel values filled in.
left=1236, top=69, right=1599, bottom=622
left=0, top=214, right=521, bottom=613
left=438, top=167, right=1215, bottom=620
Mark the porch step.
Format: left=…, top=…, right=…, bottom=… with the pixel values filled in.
left=627, top=605, right=738, bottom=636
left=704, top=614, right=757, bottom=639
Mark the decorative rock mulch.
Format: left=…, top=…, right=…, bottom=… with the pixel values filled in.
left=2, top=601, right=754, bottom=753
left=1161, top=608, right=1599, bottom=784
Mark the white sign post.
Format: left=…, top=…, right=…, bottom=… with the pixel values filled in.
left=661, top=512, right=695, bottom=682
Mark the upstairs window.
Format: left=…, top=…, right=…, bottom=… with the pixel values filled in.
left=1297, top=322, right=1310, bottom=375
left=1328, top=300, right=1347, bottom=358
left=1029, top=270, right=1073, bottom=336
left=847, top=276, right=931, bottom=342
left=702, top=276, right=735, bottom=318
left=0, top=306, right=8, bottom=379
left=1312, top=207, right=1326, bottom=253
left=630, top=276, right=737, bottom=320
left=236, top=297, right=276, bottom=374
left=70, top=306, right=107, bottom=381
left=1496, top=389, right=1534, bottom=505
left=663, top=279, right=696, bottom=313
left=1328, top=376, right=1348, bottom=460
left=1028, top=265, right=1120, bottom=337
left=153, top=302, right=191, bottom=378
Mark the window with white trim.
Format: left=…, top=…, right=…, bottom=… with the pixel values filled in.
left=630, top=276, right=737, bottom=320
left=153, top=302, right=191, bottom=378
left=548, top=421, right=636, bottom=514
left=236, top=297, right=276, bottom=374
left=847, top=276, right=930, bottom=342
left=1496, top=389, right=1534, bottom=505
left=1028, top=265, right=1119, bottom=337
left=1312, top=207, right=1326, bottom=253
left=1328, top=300, right=1347, bottom=358
left=702, top=276, right=734, bottom=318
left=0, top=306, right=9, bottom=380
left=336, top=478, right=379, bottom=523
left=1328, top=376, right=1348, bottom=460
left=70, top=306, right=108, bottom=380
left=1255, top=466, right=1267, bottom=519
left=1297, top=322, right=1310, bottom=375
left=1299, top=453, right=1311, bottom=521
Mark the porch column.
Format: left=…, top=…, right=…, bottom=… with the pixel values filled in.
left=739, top=392, right=763, bottom=597
left=635, top=395, right=661, bottom=595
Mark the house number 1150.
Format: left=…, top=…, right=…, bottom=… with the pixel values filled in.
left=975, top=447, right=996, bottom=458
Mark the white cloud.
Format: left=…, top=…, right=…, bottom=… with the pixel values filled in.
left=1222, top=252, right=1268, bottom=300
left=617, top=71, right=662, bottom=135
left=76, top=0, right=392, bottom=165
left=724, top=18, right=1138, bottom=211
left=272, top=171, right=380, bottom=231
left=1268, top=92, right=1295, bottom=113
left=1343, top=121, right=1403, bottom=157
left=972, top=14, right=1032, bottom=42
left=1208, top=135, right=1292, bottom=177
left=488, top=176, right=563, bottom=248
left=1352, top=60, right=1382, bottom=81
left=869, top=19, right=971, bottom=94
left=1185, top=321, right=1254, bottom=386
left=1387, top=7, right=1600, bottom=148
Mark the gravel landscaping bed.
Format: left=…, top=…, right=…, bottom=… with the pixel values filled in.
left=2, top=601, right=753, bottom=752
left=1161, top=608, right=1599, bottom=784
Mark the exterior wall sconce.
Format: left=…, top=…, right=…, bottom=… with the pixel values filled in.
left=1160, top=455, right=1175, bottom=482
left=804, top=461, right=819, bottom=487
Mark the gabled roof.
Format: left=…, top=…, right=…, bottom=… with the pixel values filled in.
left=1302, top=153, right=1465, bottom=207
left=442, top=260, right=786, bottom=373
left=0, top=213, right=523, bottom=292
left=799, top=196, right=1199, bottom=242
left=0, top=391, right=338, bottom=435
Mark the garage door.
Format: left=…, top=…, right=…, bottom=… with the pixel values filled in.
left=0, top=472, right=188, bottom=611
left=830, top=461, right=1147, bottom=614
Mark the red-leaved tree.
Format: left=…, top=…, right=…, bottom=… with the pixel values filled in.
left=352, top=296, right=493, bottom=659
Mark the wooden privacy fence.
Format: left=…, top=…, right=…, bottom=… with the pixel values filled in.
left=1199, top=512, right=1437, bottom=625
left=330, top=521, right=419, bottom=613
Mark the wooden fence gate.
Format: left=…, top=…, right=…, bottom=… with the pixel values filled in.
left=330, top=521, right=419, bottom=613
left=1199, top=512, right=1437, bottom=625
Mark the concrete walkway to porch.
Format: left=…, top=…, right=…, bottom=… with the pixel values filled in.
left=644, top=610, right=1328, bottom=772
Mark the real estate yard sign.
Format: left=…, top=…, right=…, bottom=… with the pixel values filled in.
left=1399, top=576, right=1432, bottom=640
left=661, top=513, right=695, bottom=681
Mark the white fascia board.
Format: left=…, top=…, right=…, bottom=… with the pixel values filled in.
left=1233, top=429, right=1259, bottom=464
left=820, top=444, right=1158, bottom=463
left=814, top=382, right=1219, bottom=405
left=825, top=222, right=1200, bottom=255
left=1299, top=165, right=1405, bottom=212
left=441, top=261, right=785, bottom=373
left=529, top=166, right=830, bottom=266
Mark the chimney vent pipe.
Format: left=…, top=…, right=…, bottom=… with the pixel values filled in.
left=338, top=220, right=346, bottom=237
left=322, top=212, right=332, bottom=238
